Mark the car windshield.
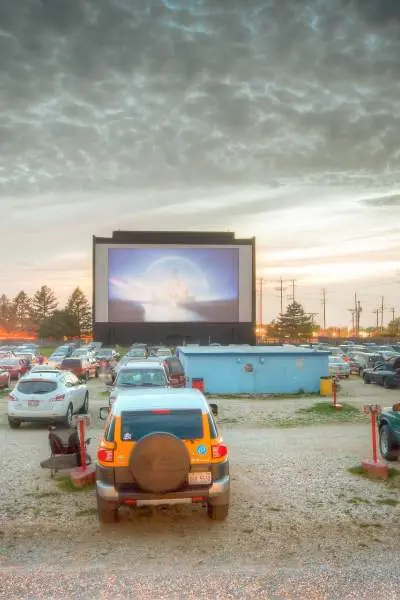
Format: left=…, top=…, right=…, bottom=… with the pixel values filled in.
left=115, top=369, right=167, bottom=387
left=97, top=350, right=113, bottom=357
left=127, top=350, right=146, bottom=357
left=120, top=409, right=203, bottom=441
left=16, top=380, right=58, bottom=394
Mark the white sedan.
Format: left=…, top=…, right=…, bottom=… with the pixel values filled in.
left=7, top=370, right=89, bottom=429
left=328, top=356, right=350, bottom=379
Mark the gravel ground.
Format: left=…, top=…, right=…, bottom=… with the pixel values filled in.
left=0, top=377, right=399, bottom=599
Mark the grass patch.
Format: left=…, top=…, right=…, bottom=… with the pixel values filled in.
left=376, top=498, right=399, bottom=507
left=348, top=496, right=371, bottom=505
left=348, top=465, right=400, bottom=489
left=99, top=390, right=110, bottom=397
left=76, top=508, right=98, bottom=517
left=56, top=476, right=95, bottom=493
left=28, top=491, right=60, bottom=499
left=268, top=402, right=367, bottom=428
left=206, top=392, right=320, bottom=400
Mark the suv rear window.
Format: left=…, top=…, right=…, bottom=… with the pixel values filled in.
left=120, top=409, right=203, bottom=441
left=17, top=380, right=58, bottom=394
left=61, top=359, right=81, bottom=368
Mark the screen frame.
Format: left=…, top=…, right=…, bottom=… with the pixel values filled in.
left=93, top=235, right=255, bottom=326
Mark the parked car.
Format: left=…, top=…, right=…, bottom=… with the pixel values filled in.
left=328, top=356, right=350, bottom=378
left=0, top=357, right=29, bottom=380
left=0, top=368, right=11, bottom=389
left=150, top=346, right=172, bottom=358
left=96, top=388, right=228, bottom=523
left=162, top=356, right=186, bottom=387
left=60, top=358, right=98, bottom=381
left=125, top=348, right=148, bottom=361
left=347, top=358, right=361, bottom=375
left=7, top=370, right=89, bottom=428
left=48, top=352, right=69, bottom=368
left=378, top=401, right=400, bottom=461
left=363, top=357, right=400, bottom=389
left=108, top=362, right=169, bottom=405
left=95, top=348, right=119, bottom=368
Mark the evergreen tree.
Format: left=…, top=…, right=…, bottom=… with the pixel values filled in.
left=0, top=294, right=12, bottom=330
left=276, top=301, right=314, bottom=340
left=12, top=291, right=32, bottom=330
left=65, top=287, right=92, bottom=337
left=39, top=310, right=80, bottom=340
left=32, top=285, right=58, bottom=324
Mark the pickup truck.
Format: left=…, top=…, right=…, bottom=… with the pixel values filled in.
left=378, top=402, right=400, bottom=461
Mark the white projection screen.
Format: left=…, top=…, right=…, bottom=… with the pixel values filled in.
left=94, top=244, right=253, bottom=324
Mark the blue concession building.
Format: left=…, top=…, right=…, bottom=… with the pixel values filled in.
left=176, top=345, right=329, bottom=395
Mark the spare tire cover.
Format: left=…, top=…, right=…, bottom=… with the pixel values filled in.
left=130, top=432, right=190, bottom=493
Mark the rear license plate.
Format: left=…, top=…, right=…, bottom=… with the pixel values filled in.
left=188, top=472, right=212, bottom=485
left=28, top=400, right=39, bottom=407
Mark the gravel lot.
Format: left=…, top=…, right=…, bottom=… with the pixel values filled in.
left=0, top=377, right=399, bottom=599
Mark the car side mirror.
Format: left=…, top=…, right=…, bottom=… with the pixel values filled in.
left=99, top=406, right=110, bottom=420
left=210, top=403, right=218, bottom=416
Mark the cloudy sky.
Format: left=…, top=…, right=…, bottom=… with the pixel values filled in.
left=1, top=0, right=400, bottom=327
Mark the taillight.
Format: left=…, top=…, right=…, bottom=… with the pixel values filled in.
left=211, top=443, right=228, bottom=459
left=97, top=447, right=114, bottom=462
left=55, top=394, right=65, bottom=401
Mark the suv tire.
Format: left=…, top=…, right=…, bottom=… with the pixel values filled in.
left=207, top=504, right=229, bottom=521
left=363, top=374, right=370, bottom=384
left=383, top=378, right=391, bottom=389
left=8, top=418, right=21, bottom=429
left=379, top=424, right=398, bottom=462
left=79, top=392, right=89, bottom=414
left=97, top=495, right=118, bottom=523
left=131, top=433, right=190, bottom=494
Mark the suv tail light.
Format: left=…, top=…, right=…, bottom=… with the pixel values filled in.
left=211, top=443, right=228, bottom=459
left=55, top=394, right=65, bottom=402
left=97, top=447, right=114, bottom=462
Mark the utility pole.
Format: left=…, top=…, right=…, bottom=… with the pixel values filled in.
left=274, top=279, right=287, bottom=314
left=291, top=280, right=296, bottom=303
left=348, top=309, right=355, bottom=333
left=321, top=288, right=327, bottom=330
left=389, top=307, right=396, bottom=322
left=356, top=299, right=362, bottom=335
left=372, top=308, right=379, bottom=329
left=380, top=296, right=384, bottom=330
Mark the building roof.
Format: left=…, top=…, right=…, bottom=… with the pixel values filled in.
left=177, top=345, right=329, bottom=357
left=111, top=388, right=208, bottom=416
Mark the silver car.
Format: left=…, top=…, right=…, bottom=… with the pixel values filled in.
left=328, top=356, right=350, bottom=379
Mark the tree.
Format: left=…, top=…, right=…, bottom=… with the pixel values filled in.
left=39, top=310, right=80, bottom=339
left=0, top=294, right=12, bottom=331
left=387, top=318, right=400, bottom=337
left=12, top=291, right=33, bottom=330
left=65, top=287, right=92, bottom=337
left=275, top=302, right=314, bottom=340
left=32, top=285, right=58, bottom=324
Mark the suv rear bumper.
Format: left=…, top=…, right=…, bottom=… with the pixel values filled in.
left=96, top=475, right=230, bottom=506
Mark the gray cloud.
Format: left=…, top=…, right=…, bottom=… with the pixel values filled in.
left=362, top=194, right=400, bottom=206
left=1, top=0, right=400, bottom=196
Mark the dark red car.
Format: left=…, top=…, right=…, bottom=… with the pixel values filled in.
left=162, top=356, right=186, bottom=388
left=0, top=358, right=28, bottom=380
left=0, top=368, right=10, bottom=389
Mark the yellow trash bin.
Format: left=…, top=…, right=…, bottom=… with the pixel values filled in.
left=320, top=376, right=333, bottom=396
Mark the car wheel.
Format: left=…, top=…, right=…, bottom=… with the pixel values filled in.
left=8, top=417, right=21, bottom=429
left=97, top=495, right=118, bottom=524
left=363, top=374, right=370, bottom=384
left=379, top=424, right=398, bottom=461
left=383, top=378, right=391, bottom=389
left=79, top=392, right=89, bottom=414
left=64, top=403, right=73, bottom=428
left=207, top=504, right=229, bottom=521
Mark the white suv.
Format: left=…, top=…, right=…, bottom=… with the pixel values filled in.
left=8, top=371, right=89, bottom=429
